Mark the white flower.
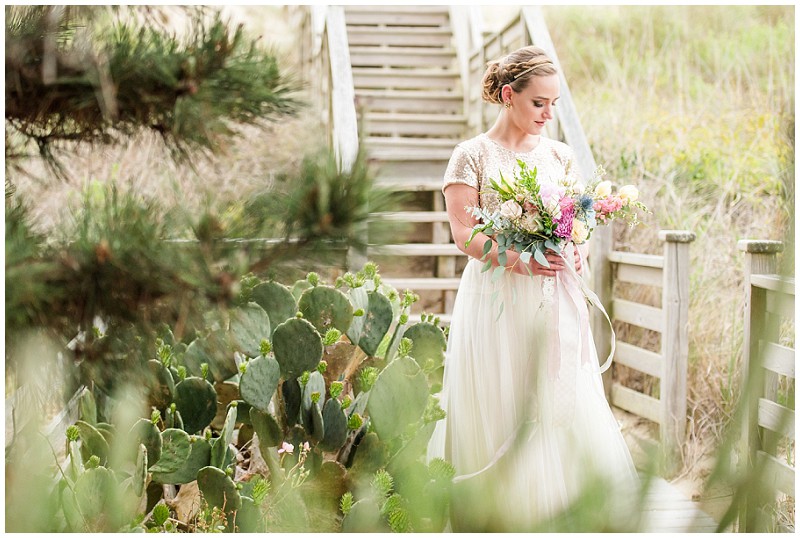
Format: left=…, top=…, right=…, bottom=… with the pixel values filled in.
left=520, top=212, right=543, bottom=233
left=572, top=219, right=589, bottom=243
left=499, top=199, right=523, bottom=219
left=572, top=183, right=585, bottom=195
left=618, top=185, right=639, bottom=202
left=594, top=180, right=612, bottom=198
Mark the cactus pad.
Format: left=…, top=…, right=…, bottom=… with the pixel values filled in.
left=401, top=322, right=447, bottom=369
left=298, top=286, right=354, bottom=334
left=250, top=408, right=282, bottom=448
left=239, top=355, right=281, bottom=413
left=319, top=398, right=348, bottom=452
left=149, top=428, right=191, bottom=474
left=130, top=418, right=162, bottom=468
left=273, top=318, right=323, bottom=380
left=175, top=377, right=218, bottom=434
left=251, top=281, right=298, bottom=337
left=347, top=290, right=394, bottom=357
left=197, top=466, right=242, bottom=512
left=151, top=436, right=212, bottom=485
left=146, top=359, right=175, bottom=411
left=366, top=356, right=428, bottom=440
left=230, top=303, right=271, bottom=358
left=76, top=420, right=109, bottom=466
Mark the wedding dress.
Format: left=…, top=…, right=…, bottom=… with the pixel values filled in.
left=427, top=133, right=639, bottom=531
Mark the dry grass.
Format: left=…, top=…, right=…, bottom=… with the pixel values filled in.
left=544, top=4, right=794, bottom=496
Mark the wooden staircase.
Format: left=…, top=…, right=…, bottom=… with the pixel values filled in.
left=344, top=6, right=469, bottom=322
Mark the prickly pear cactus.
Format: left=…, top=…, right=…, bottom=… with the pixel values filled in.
left=229, top=302, right=271, bottom=358
left=145, top=359, right=175, bottom=411
left=298, top=285, right=354, bottom=334
left=366, top=356, right=429, bottom=440
left=250, top=408, right=282, bottom=447
left=197, top=466, right=242, bottom=512
left=210, top=404, right=237, bottom=469
left=182, top=331, right=237, bottom=383
left=130, top=418, right=162, bottom=468
left=250, top=281, right=298, bottom=337
left=174, top=376, right=218, bottom=434
left=319, top=398, right=348, bottom=451
left=272, top=318, right=323, bottom=379
left=346, top=290, right=393, bottom=357
left=239, top=355, right=281, bottom=412
left=151, top=436, right=212, bottom=485
left=148, top=428, right=190, bottom=474
left=76, top=420, right=109, bottom=466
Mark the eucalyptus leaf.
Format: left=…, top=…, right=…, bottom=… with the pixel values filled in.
left=519, top=251, right=532, bottom=264
left=491, top=265, right=505, bottom=283
left=481, top=258, right=493, bottom=272
left=533, top=248, right=550, bottom=268
left=481, top=239, right=492, bottom=258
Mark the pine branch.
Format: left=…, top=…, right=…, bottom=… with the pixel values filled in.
left=5, top=7, right=300, bottom=170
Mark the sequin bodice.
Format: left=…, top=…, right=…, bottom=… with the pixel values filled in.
left=442, top=133, right=582, bottom=212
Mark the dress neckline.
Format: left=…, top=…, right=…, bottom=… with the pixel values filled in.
left=482, top=132, right=546, bottom=155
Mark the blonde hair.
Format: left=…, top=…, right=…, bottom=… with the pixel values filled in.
left=481, top=46, right=558, bottom=105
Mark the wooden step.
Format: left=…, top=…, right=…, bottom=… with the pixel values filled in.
left=370, top=211, right=450, bottom=223
left=369, top=243, right=464, bottom=257
left=365, top=136, right=456, bottom=161
left=383, top=277, right=461, bottom=290
left=347, top=27, right=453, bottom=47
left=364, top=112, right=466, bottom=137
left=344, top=9, right=450, bottom=28
left=355, top=90, right=463, bottom=114
left=377, top=178, right=445, bottom=192
left=370, top=160, right=449, bottom=179
left=349, top=46, right=456, bottom=69
left=352, top=68, right=459, bottom=91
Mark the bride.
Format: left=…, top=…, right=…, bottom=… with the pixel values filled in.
left=427, top=45, right=638, bottom=531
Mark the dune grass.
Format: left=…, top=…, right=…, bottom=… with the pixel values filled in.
left=544, top=4, right=794, bottom=478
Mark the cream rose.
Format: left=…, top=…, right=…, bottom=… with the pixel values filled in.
left=594, top=180, right=612, bottom=198
left=618, top=184, right=639, bottom=202
left=571, top=219, right=589, bottom=243
left=499, top=199, right=522, bottom=219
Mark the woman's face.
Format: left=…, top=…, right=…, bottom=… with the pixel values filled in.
left=504, top=74, right=560, bottom=136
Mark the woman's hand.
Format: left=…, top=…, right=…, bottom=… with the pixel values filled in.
left=573, top=244, right=583, bottom=275
left=513, top=249, right=567, bottom=277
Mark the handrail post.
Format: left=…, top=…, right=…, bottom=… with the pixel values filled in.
left=737, top=239, right=783, bottom=532
left=659, top=230, right=695, bottom=474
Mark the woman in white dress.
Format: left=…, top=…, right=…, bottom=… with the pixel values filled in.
left=427, top=46, right=638, bottom=531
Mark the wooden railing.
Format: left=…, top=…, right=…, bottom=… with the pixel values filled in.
left=607, top=230, right=696, bottom=472
left=738, top=240, right=795, bottom=532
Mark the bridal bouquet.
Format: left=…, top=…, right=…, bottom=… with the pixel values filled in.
left=465, top=160, right=647, bottom=275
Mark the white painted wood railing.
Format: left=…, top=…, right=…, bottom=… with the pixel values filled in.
left=737, top=240, right=795, bottom=532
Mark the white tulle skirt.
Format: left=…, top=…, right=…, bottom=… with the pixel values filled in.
left=427, top=254, right=639, bottom=531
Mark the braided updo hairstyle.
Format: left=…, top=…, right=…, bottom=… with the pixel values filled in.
left=481, top=46, right=558, bottom=105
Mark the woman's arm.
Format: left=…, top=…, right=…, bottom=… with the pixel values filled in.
left=443, top=184, right=567, bottom=277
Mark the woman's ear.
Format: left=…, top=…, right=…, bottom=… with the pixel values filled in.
left=501, top=84, right=513, bottom=103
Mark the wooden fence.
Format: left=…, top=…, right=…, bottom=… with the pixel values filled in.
left=737, top=239, right=795, bottom=532
left=603, top=230, right=695, bottom=472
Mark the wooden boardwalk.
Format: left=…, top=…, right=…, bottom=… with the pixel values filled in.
left=640, top=477, right=721, bottom=532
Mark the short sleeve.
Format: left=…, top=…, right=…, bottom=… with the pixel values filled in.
left=442, top=145, right=479, bottom=193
